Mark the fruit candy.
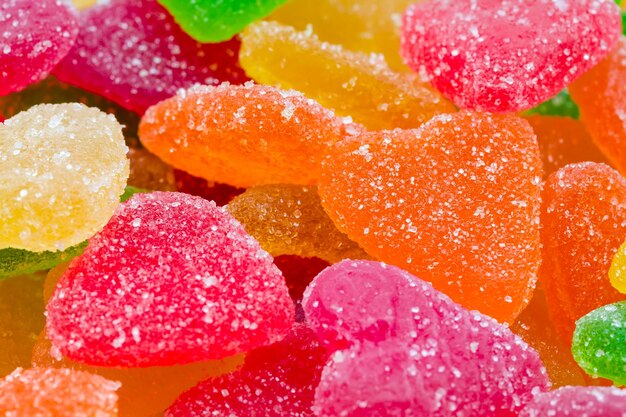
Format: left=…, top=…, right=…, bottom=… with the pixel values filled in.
left=526, top=90, right=580, bottom=119
left=128, top=148, right=176, bottom=192
left=519, top=386, right=626, bottom=417
left=0, top=103, right=129, bottom=252
left=53, top=0, right=249, bottom=114
left=319, top=112, right=542, bottom=323
left=73, top=0, right=97, bottom=10
left=158, top=0, right=287, bottom=43
left=401, top=0, right=622, bottom=112
left=227, top=185, right=369, bottom=263
left=239, top=21, right=454, bottom=131
left=174, top=170, right=244, bottom=206
left=274, top=255, right=330, bottom=304
left=0, top=1, right=78, bottom=96
left=46, top=192, right=294, bottom=367
left=166, top=324, right=328, bottom=417
left=303, top=260, right=549, bottom=417
left=541, top=162, right=626, bottom=343
left=139, top=83, right=354, bottom=188
left=609, top=239, right=626, bottom=293
left=572, top=301, right=626, bottom=385
left=0, top=367, right=119, bottom=416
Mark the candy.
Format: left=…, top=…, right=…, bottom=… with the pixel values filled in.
left=128, top=148, right=176, bottom=192
left=609, top=239, right=626, bottom=293
left=73, top=0, right=97, bottom=10
left=0, top=367, right=119, bottom=416
left=46, top=192, right=294, bottom=367
left=53, top=0, right=249, bottom=114
left=158, top=0, right=287, bottom=43
left=274, top=255, right=330, bottom=304
left=319, top=112, right=542, bottom=323
left=541, top=162, right=626, bottom=343
left=0, top=1, right=78, bottom=96
left=166, top=324, right=328, bottom=417
left=572, top=301, right=626, bottom=385
left=525, top=90, right=580, bottom=119
left=174, top=170, right=244, bottom=206
left=227, top=185, right=369, bottom=263
left=401, top=0, right=622, bottom=112
left=0, top=103, right=129, bottom=252
left=139, top=83, right=354, bottom=188
left=519, top=386, right=626, bottom=417
left=239, top=21, right=454, bottom=131
left=303, top=260, right=549, bottom=416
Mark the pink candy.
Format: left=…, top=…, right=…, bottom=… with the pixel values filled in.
left=519, top=387, right=626, bottom=417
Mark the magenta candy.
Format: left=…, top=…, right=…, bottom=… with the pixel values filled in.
left=0, top=0, right=78, bottom=96
left=53, top=0, right=249, bottom=114
left=519, top=386, right=626, bottom=417
left=46, top=192, right=294, bottom=367
left=401, top=0, right=621, bottom=112
left=304, top=260, right=549, bottom=417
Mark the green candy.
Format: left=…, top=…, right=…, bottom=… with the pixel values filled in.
left=525, top=89, right=580, bottom=119
left=572, top=301, right=626, bottom=386
left=622, top=11, right=625, bottom=36
left=158, top=0, right=288, bottom=43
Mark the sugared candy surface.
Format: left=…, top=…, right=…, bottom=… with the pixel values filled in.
left=519, top=386, right=626, bottom=416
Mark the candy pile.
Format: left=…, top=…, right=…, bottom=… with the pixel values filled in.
left=0, top=0, right=625, bottom=415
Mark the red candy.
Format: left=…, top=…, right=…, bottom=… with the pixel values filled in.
left=519, top=386, right=626, bottom=417
left=46, top=192, right=294, bottom=367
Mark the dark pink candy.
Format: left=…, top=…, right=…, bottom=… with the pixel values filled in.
left=0, top=0, right=78, bottom=96
left=519, top=387, right=626, bottom=417
left=46, top=192, right=294, bottom=367
left=52, top=0, right=249, bottom=114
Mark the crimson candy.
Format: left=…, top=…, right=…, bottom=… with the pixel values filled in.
left=519, top=386, right=626, bottom=417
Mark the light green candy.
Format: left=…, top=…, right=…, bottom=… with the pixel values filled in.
left=525, top=89, right=580, bottom=119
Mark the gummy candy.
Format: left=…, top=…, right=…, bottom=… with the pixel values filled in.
left=239, top=21, right=454, bottom=131
left=0, top=1, right=78, bottom=96
left=46, top=192, right=294, bottom=367
left=227, top=185, right=369, bottom=263
left=319, top=112, right=542, bottom=323
left=609, top=239, right=626, bottom=293
left=166, top=324, right=328, bottom=417
left=158, top=0, right=288, bottom=43
left=53, top=0, right=249, bottom=114
left=519, top=386, right=626, bottom=417
left=73, top=0, right=97, bottom=10
left=128, top=148, right=176, bottom=192
left=303, top=260, right=549, bottom=417
left=401, top=0, right=622, bottom=112
left=274, top=255, right=330, bottom=304
left=572, top=301, right=626, bottom=385
left=139, top=83, right=354, bottom=188
left=174, top=170, right=244, bottom=206
left=541, top=162, right=626, bottom=343
left=0, top=103, right=129, bottom=252
left=526, top=90, right=580, bottom=119
left=0, top=367, right=119, bottom=416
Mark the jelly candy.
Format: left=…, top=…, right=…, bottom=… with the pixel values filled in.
left=274, top=255, right=330, bottom=304
left=319, top=112, right=542, bottom=323
left=303, top=260, right=549, bottom=417
left=158, top=0, right=287, bottom=43
left=541, top=162, right=626, bottom=343
left=53, top=0, right=249, bottom=114
left=139, top=83, right=354, bottom=188
left=73, top=0, right=97, bottom=10
left=401, top=0, right=622, bottom=112
left=166, top=324, right=328, bottom=417
left=46, top=192, right=294, bottom=367
left=0, top=367, right=119, bottom=416
left=174, top=170, right=244, bottom=206
left=525, top=90, right=580, bottom=119
left=0, top=1, right=78, bottom=96
left=239, top=21, right=454, bottom=131
left=519, top=386, right=626, bottom=417
left=609, top=239, right=626, bottom=293
left=0, top=103, right=129, bottom=252
left=227, top=185, right=369, bottom=263
left=572, top=301, right=626, bottom=385
left=128, top=148, right=176, bottom=192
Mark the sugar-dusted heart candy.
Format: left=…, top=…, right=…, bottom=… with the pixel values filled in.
left=303, top=260, right=549, bottom=417
left=319, top=112, right=542, bottom=323
left=401, top=0, right=622, bottom=112
left=46, top=192, right=295, bottom=367
left=0, top=1, right=78, bottom=96
left=519, top=386, right=626, bottom=417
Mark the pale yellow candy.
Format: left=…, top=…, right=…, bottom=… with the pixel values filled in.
left=72, top=0, right=97, bottom=10
left=0, top=103, right=129, bottom=252
left=609, top=239, right=626, bottom=294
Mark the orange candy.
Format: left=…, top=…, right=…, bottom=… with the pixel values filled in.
left=319, top=112, right=542, bottom=323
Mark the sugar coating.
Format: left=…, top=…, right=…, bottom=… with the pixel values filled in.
left=0, top=367, right=119, bottom=416
left=541, top=162, right=626, bottom=344
left=128, top=148, right=176, bottom=192
left=0, top=103, right=129, bottom=252
left=609, top=239, right=626, bottom=293
left=0, top=0, right=78, bottom=96
left=166, top=324, right=328, bottom=417
left=519, top=386, right=626, bottom=417
left=319, top=112, right=542, bottom=323
left=53, top=0, right=249, bottom=114
left=240, top=21, right=454, bottom=131
left=401, top=0, right=622, bottom=112
left=46, top=192, right=294, bottom=367
left=303, top=260, right=549, bottom=417
left=572, top=301, right=626, bottom=385
left=158, top=0, right=287, bottom=43
left=174, top=169, right=244, bottom=206
left=139, top=82, right=355, bottom=188
left=227, top=185, right=369, bottom=264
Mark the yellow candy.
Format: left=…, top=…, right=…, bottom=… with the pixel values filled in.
left=0, top=104, right=129, bottom=252
left=72, top=0, right=97, bottom=10
left=609, top=239, right=626, bottom=294
left=239, top=21, right=454, bottom=131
